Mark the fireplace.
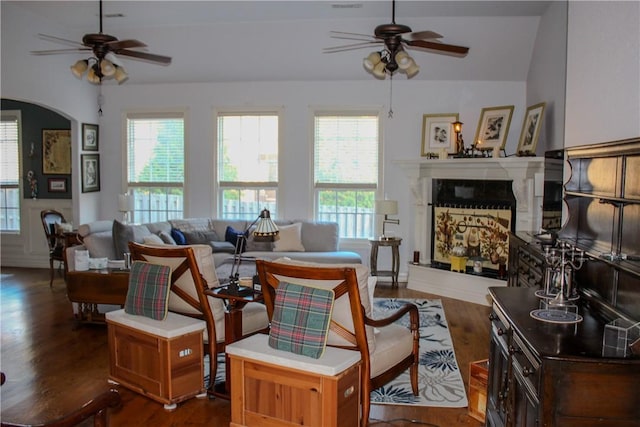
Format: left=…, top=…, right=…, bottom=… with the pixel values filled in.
left=394, top=157, right=545, bottom=305
left=431, top=179, right=516, bottom=276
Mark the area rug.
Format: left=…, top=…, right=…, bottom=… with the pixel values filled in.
left=207, top=298, right=468, bottom=408
left=370, top=298, right=468, bottom=408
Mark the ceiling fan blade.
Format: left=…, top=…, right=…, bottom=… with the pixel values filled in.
left=31, top=48, right=91, bottom=55
left=410, top=30, right=443, bottom=40
left=406, top=39, right=469, bottom=55
left=323, top=41, right=382, bottom=53
left=330, top=30, right=376, bottom=39
left=115, top=49, right=172, bottom=65
left=37, top=33, right=85, bottom=48
left=106, top=39, right=147, bottom=50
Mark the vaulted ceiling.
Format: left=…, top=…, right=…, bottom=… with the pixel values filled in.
left=10, top=1, right=553, bottom=84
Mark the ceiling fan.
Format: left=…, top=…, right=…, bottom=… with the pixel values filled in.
left=324, top=0, right=469, bottom=79
left=31, top=0, right=171, bottom=84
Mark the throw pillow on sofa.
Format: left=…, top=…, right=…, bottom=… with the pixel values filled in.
left=183, top=230, right=219, bottom=245
left=273, top=222, right=305, bottom=252
left=225, top=226, right=248, bottom=252
left=158, top=230, right=177, bottom=245
left=113, top=220, right=153, bottom=259
left=170, top=228, right=187, bottom=245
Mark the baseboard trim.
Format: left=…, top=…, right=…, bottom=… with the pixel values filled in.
left=407, top=264, right=506, bottom=306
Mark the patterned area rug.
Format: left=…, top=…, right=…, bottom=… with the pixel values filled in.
left=370, top=298, right=469, bottom=408
left=207, top=298, right=468, bottom=409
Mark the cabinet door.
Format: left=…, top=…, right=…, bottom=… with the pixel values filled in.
left=487, top=314, right=509, bottom=427
left=511, top=364, right=539, bottom=427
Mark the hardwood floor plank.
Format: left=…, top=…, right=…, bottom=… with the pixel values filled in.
left=1, top=268, right=489, bottom=427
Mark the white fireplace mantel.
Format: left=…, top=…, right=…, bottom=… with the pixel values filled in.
left=393, top=157, right=545, bottom=305
left=393, top=157, right=545, bottom=263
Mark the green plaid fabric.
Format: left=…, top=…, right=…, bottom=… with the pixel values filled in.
left=268, top=282, right=335, bottom=359
left=124, top=261, right=172, bottom=321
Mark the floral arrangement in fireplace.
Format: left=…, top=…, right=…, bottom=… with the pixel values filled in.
left=433, top=206, right=511, bottom=270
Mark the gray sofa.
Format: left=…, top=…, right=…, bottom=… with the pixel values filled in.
left=68, top=218, right=361, bottom=278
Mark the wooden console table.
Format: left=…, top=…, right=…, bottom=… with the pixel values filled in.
left=65, top=269, right=129, bottom=325
left=369, top=238, right=402, bottom=287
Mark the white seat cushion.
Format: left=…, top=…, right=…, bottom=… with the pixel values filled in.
left=368, top=323, right=414, bottom=378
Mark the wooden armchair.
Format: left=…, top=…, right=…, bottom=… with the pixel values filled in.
left=40, top=209, right=67, bottom=287
left=128, top=242, right=269, bottom=394
left=255, top=259, right=419, bottom=427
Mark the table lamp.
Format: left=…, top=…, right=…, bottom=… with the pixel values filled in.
left=226, top=208, right=279, bottom=295
left=118, top=194, right=134, bottom=224
left=375, top=200, right=400, bottom=240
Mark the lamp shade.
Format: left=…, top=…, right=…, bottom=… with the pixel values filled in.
left=375, top=200, right=398, bottom=215
left=114, top=65, right=128, bottom=84
left=363, top=52, right=382, bottom=71
left=118, top=194, right=134, bottom=212
left=253, top=208, right=279, bottom=237
left=395, top=51, right=412, bottom=70
left=70, top=59, right=89, bottom=78
left=100, top=59, right=116, bottom=77
left=404, top=61, right=420, bottom=79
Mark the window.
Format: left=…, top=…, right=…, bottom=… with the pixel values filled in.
left=314, top=112, right=380, bottom=239
left=126, top=112, right=185, bottom=223
left=1, top=111, right=21, bottom=232
left=217, top=112, right=279, bottom=220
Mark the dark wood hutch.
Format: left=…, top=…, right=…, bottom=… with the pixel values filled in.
left=488, top=138, right=640, bottom=427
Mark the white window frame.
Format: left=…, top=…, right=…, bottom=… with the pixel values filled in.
left=311, top=108, right=383, bottom=240
left=214, top=108, right=282, bottom=220
left=1, top=110, right=22, bottom=233
left=123, top=110, right=187, bottom=223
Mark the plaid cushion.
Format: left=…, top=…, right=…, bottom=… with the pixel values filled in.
left=124, top=261, right=172, bottom=321
left=268, top=282, right=335, bottom=359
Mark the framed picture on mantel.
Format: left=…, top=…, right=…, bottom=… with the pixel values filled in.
left=473, top=105, right=514, bottom=151
left=517, top=103, right=546, bottom=156
left=421, top=113, right=459, bottom=156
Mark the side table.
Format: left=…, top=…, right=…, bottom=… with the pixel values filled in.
left=369, top=238, right=402, bottom=288
left=205, top=285, right=263, bottom=396
left=65, top=268, right=130, bottom=325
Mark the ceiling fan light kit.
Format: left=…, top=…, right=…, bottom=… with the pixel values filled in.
left=327, top=0, right=468, bottom=80
left=32, top=0, right=170, bottom=86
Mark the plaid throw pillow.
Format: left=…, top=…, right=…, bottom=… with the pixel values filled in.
left=268, top=282, right=335, bottom=359
left=124, top=261, right=172, bottom=321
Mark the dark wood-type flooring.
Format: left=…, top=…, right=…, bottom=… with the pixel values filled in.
left=0, top=267, right=490, bottom=427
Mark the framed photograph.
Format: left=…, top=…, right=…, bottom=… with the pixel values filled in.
left=47, top=178, right=67, bottom=192
left=517, top=102, right=546, bottom=155
left=421, top=113, right=459, bottom=156
left=81, top=154, right=100, bottom=193
left=82, top=123, right=99, bottom=151
left=42, top=129, right=71, bottom=174
left=473, top=105, right=514, bottom=150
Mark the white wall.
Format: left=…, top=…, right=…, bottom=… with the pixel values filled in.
left=565, top=1, right=640, bottom=147
left=527, top=1, right=568, bottom=153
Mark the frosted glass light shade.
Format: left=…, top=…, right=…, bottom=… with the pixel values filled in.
left=405, top=61, right=420, bottom=78
left=363, top=52, right=382, bottom=71
left=70, top=60, right=89, bottom=78
left=100, top=59, right=116, bottom=77
left=114, top=66, right=128, bottom=84
left=395, top=51, right=412, bottom=70
left=372, top=61, right=387, bottom=79
left=375, top=200, right=398, bottom=215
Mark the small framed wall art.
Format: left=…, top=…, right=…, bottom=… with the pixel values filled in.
left=42, top=129, right=71, bottom=174
left=81, top=154, right=100, bottom=193
left=517, top=102, right=546, bottom=156
left=473, top=105, right=514, bottom=151
left=421, top=113, right=459, bottom=156
left=47, top=178, right=67, bottom=193
left=82, top=123, right=99, bottom=151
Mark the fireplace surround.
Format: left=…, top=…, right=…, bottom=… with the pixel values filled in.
left=395, top=157, right=545, bottom=304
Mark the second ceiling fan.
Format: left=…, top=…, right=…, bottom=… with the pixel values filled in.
left=325, top=0, right=469, bottom=79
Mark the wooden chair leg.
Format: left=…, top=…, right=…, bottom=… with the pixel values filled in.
left=49, top=257, right=55, bottom=288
